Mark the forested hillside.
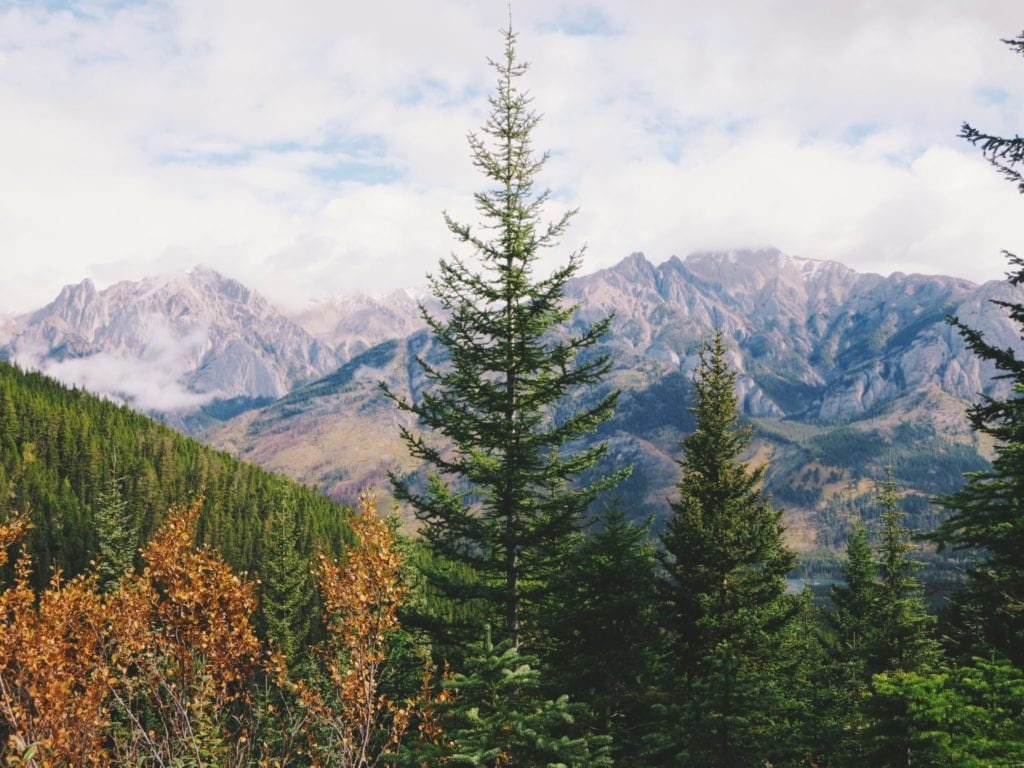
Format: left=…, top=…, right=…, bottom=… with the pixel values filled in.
left=0, top=359, right=350, bottom=588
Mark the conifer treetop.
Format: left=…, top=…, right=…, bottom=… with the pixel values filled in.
left=383, top=23, right=625, bottom=653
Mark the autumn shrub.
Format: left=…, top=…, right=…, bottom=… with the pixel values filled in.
left=297, top=493, right=417, bottom=768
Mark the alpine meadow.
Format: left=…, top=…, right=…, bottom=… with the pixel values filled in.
left=7, top=15, right=1024, bottom=768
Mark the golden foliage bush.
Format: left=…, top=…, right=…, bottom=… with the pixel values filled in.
left=0, top=494, right=441, bottom=767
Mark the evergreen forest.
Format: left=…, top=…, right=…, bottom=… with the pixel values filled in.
left=5, top=24, right=1024, bottom=768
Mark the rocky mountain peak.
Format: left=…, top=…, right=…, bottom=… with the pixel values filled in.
left=290, top=286, right=438, bottom=360
left=2, top=268, right=339, bottom=426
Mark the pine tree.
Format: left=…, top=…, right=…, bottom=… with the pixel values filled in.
left=382, top=25, right=624, bottom=653
left=931, top=30, right=1024, bottom=666
left=656, top=331, right=799, bottom=767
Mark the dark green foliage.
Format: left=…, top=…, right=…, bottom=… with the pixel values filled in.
left=829, top=521, right=880, bottom=686
left=932, top=31, right=1024, bottom=667
left=545, top=506, right=661, bottom=763
left=656, top=331, right=803, bottom=767
left=809, top=424, right=987, bottom=495
left=383, top=27, right=625, bottom=652
left=875, top=470, right=939, bottom=675
left=933, top=348, right=1024, bottom=663
left=427, top=628, right=613, bottom=768
left=0, top=360, right=349, bottom=591
left=396, top=538, right=491, bottom=668
left=257, top=493, right=315, bottom=666
left=822, top=475, right=940, bottom=765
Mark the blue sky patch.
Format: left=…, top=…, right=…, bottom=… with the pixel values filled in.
left=540, top=4, right=620, bottom=37
left=976, top=86, right=1009, bottom=106
left=156, top=134, right=406, bottom=186
left=397, top=77, right=485, bottom=108
left=843, top=123, right=878, bottom=144
left=5, top=0, right=147, bottom=18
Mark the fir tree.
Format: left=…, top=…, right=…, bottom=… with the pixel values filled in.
left=931, top=30, right=1024, bottom=665
left=383, top=25, right=624, bottom=653
left=656, top=331, right=799, bottom=767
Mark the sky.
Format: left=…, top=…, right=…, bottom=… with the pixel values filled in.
left=2, top=0, right=1024, bottom=314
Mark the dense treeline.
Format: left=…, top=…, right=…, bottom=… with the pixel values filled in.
left=0, top=359, right=350, bottom=587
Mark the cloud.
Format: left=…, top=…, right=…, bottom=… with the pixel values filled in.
left=9, top=313, right=220, bottom=413
left=1, top=1, right=1023, bottom=312
left=23, top=350, right=219, bottom=413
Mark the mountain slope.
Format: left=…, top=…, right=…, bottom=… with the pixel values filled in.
left=0, top=359, right=350, bottom=588
left=566, top=249, right=1007, bottom=421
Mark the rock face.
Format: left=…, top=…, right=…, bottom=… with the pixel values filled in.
left=286, top=249, right=1020, bottom=426
left=1, top=267, right=339, bottom=428
left=565, top=249, right=1014, bottom=422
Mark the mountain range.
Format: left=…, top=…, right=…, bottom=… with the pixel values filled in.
left=2, top=248, right=1019, bottom=555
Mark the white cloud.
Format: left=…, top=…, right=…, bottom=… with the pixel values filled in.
left=10, top=315, right=219, bottom=413
left=1, top=1, right=1024, bottom=312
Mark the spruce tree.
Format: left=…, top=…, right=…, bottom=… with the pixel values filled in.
left=656, top=331, right=799, bottom=767
left=257, top=494, right=314, bottom=666
left=93, top=470, right=136, bottom=591
left=829, top=521, right=881, bottom=686
left=824, top=476, right=939, bottom=766
left=383, top=26, right=624, bottom=653
left=931, top=29, right=1024, bottom=666
left=425, top=627, right=613, bottom=768
left=819, top=521, right=882, bottom=762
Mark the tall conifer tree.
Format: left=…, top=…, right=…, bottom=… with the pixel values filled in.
left=383, top=26, right=624, bottom=652
left=824, top=476, right=939, bottom=765
left=829, top=520, right=880, bottom=687
left=257, top=494, right=314, bottom=666
left=875, top=469, right=938, bottom=674
left=657, top=331, right=799, bottom=767
left=932, top=30, right=1024, bottom=666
